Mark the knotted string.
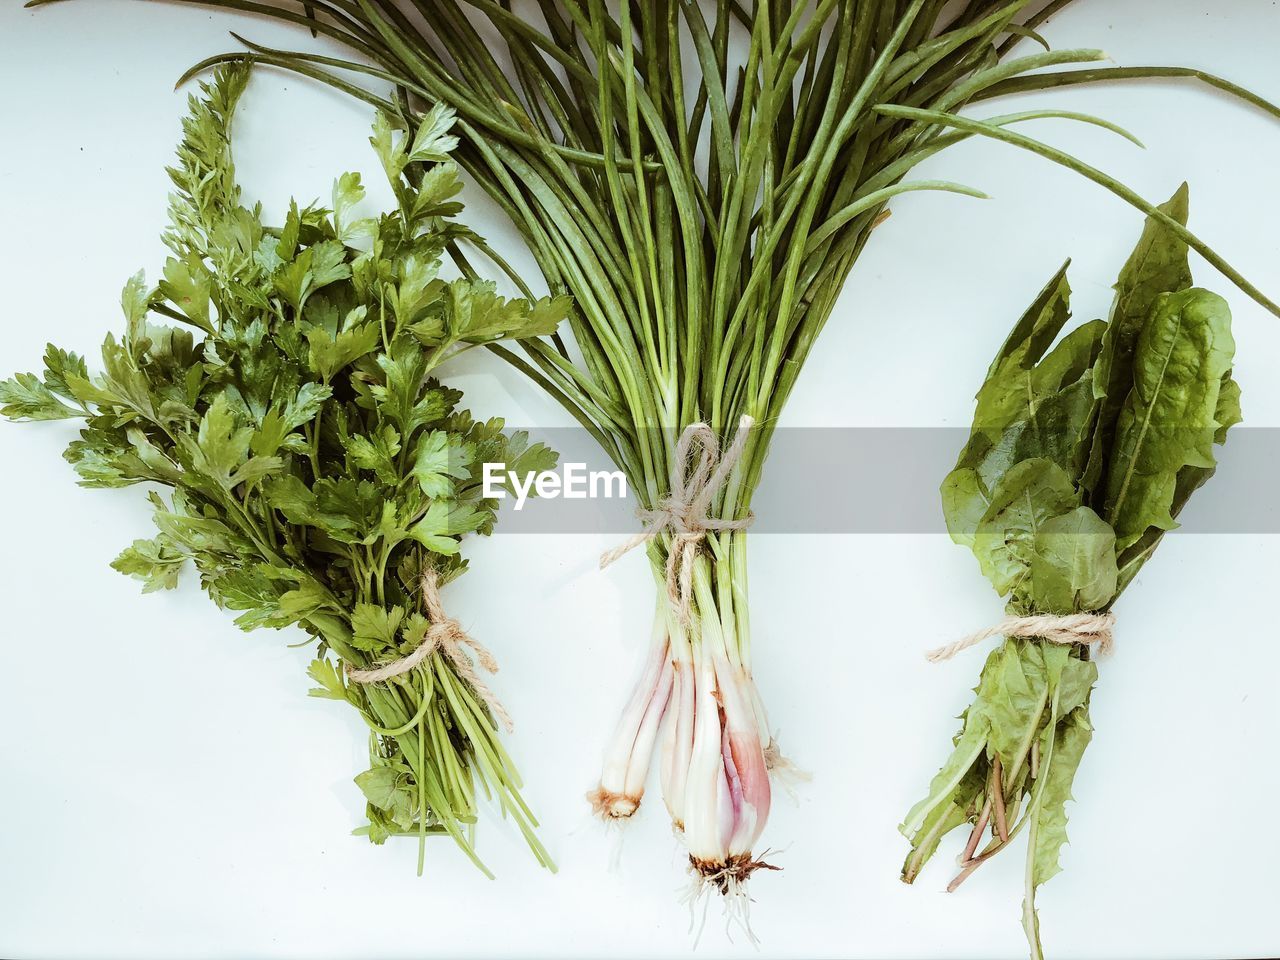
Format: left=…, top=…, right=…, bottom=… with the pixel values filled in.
left=599, top=415, right=755, bottom=625
left=345, top=567, right=513, bottom=732
left=926, top=611, right=1116, bottom=663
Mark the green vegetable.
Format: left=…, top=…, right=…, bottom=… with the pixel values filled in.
left=902, top=186, right=1240, bottom=957
left=0, top=65, right=564, bottom=876
left=92, top=0, right=1280, bottom=905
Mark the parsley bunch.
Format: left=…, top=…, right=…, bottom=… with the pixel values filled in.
left=902, top=187, right=1240, bottom=957
left=0, top=64, right=565, bottom=875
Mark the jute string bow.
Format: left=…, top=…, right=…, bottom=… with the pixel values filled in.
left=599, top=415, right=755, bottom=625
left=927, top=611, right=1116, bottom=663
left=345, top=567, right=513, bottom=732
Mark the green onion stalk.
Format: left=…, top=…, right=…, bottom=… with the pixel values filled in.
left=54, top=0, right=1280, bottom=900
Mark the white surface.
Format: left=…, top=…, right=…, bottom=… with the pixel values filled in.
left=2, top=3, right=1279, bottom=958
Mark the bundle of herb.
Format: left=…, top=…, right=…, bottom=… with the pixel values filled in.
left=901, top=186, right=1240, bottom=957
left=0, top=64, right=565, bottom=876
left=86, top=0, right=1280, bottom=904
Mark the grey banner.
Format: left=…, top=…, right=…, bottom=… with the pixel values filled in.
left=481, top=427, right=1280, bottom=534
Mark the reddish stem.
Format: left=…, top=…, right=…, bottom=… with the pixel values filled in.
left=992, top=756, right=1010, bottom=843
left=960, top=796, right=993, bottom=864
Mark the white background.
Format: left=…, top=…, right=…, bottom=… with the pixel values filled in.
left=2, top=2, right=1279, bottom=958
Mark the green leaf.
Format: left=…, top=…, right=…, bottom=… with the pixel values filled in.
left=409, top=163, right=465, bottom=220
left=370, top=111, right=408, bottom=183
left=523, top=295, right=572, bottom=339
left=141, top=323, right=199, bottom=377
left=264, top=473, right=319, bottom=523
left=1029, top=320, right=1111, bottom=399
left=978, top=374, right=1100, bottom=493
left=111, top=537, right=185, bottom=592
left=354, top=764, right=417, bottom=830
left=900, top=795, right=972, bottom=883
left=900, top=658, right=994, bottom=842
left=120, top=270, right=152, bottom=344
left=147, top=490, right=245, bottom=555
left=309, top=240, right=351, bottom=290
left=1103, top=288, right=1235, bottom=549
left=972, top=458, right=1080, bottom=603
left=206, top=564, right=292, bottom=629
left=332, top=171, right=376, bottom=247
left=278, top=382, right=330, bottom=435
left=61, top=427, right=134, bottom=487
left=41, top=343, right=91, bottom=405
left=411, top=429, right=471, bottom=497
left=356, top=763, right=401, bottom=808
left=344, top=424, right=402, bottom=485
left=126, top=427, right=184, bottom=484
left=1029, top=320, right=1107, bottom=466
left=306, top=657, right=347, bottom=700
left=1213, top=373, right=1243, bottom=443
left=371, top=349, right=452, bottom=434
left=276, top=200, right=301, bottom=261
left=399, top=612, right=432, bottom=652
left=305, top=319, right=380, bottom=382
left=1114, top=369, right=1243, bottom=591
left=944, top=272, right=1100, bottom=544
left=1084, top=184, right=1193, bottom=497
left=441, top=280, right=567, bottom=345
left=184, top=392, right=254, bottom=491
left=982, top=639, right=1058, bottom=777
left=407, top=501, right=484, bottom=555
left=1054, top=655, right=1098, bottom=719
left=96, top=334, right=159, bottom=422
left=941, top=467, right=987, bottom=549
left=1023, top=704, right=1094, bottom=952
left=0, top=372, right=83, bottom=420
left=252, top=382, right=332, bottom=457
left=315, top=477, right=383, bottom=542
left=406, top=102, right=459, bottom=164
left=463, top=424, right=558, bottom=533
left=350, top=603, right=407, bottom=653
left=276, top=579, right=333, bottom=622
left=972, top=263, right=1073, bottom=437
left=273, top=249, right=313, bottom=308
left=275, top=242, right=352, bottom=311
left=207, top=565, right=310, bottom=628
left=158, top=254, right=215, bottom=334
left=1029, top=505, right=1119, bottom=613
left=494, top=428, right=558, bottom=480
left=227, top=455, right=283, bottom=489
left=390, top=255, right=444, bottom=328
